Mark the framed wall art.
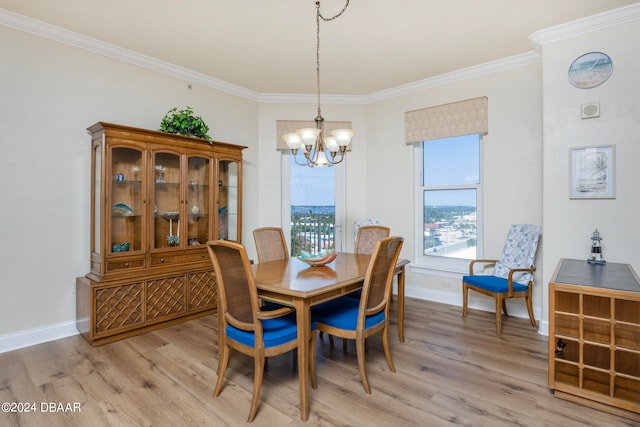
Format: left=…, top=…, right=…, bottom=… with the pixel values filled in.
left=570, top=145, right=615, bottom=199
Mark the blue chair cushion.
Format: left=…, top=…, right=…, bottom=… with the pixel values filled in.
left=227, top=311, right=316, bottom=348
left=463, top=275, right=528, bottom=293
left=312, top=296, right=385, bottom=331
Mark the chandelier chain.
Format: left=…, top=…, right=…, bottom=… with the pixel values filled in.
left=284, top=0, right=352, bottom=167
left=317, top=0, right=350, bottom=22
left=316, top=5, right=322, bottom=118
left=315, top=0, right=349, bottom=119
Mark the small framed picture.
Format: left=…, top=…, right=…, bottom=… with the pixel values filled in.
left=570, top=145, right=615, bottom=199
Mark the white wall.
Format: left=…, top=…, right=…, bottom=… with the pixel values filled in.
left=0, top=26, right=259, bottom=343
left=364, top=63, right=545, bottom=319
left=539, top=19, right=640, bottom=326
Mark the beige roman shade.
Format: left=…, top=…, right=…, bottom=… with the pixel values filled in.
left=405, top=96, right=488, bottom=144
left=276, top=120, right=352, bottom=151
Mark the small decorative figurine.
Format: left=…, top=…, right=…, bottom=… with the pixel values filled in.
left=155, top=165, right=165, bottom=183
left=587, top=228, right=606, bottom=265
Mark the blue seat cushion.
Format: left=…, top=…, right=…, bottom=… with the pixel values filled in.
left=312, top=296, right=385, bottom=331
left=463, top=275, right=528, bottom=293
left=227, top=311, right=316, bottom=348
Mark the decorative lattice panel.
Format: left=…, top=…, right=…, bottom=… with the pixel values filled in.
left=188, top=271, right=217, bottom=310
left=146, top=275, right=186, bottom=320
left=95, top=283, right=144, bottom=335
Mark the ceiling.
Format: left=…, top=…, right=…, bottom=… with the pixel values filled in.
left=1, top=0, right=637, bottom=95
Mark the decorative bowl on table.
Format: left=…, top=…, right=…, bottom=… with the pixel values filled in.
left=297, top=249, right=337, bottom=267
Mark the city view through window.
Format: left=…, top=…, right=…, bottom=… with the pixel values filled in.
left=290, top=155, right=335, bottom=256
left=422, top=135, right=480, bottom=260
left=423, top=196, right=477, bottom=259
left=288, top=135, right=480, bottom=260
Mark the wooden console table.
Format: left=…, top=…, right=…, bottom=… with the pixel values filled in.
left=548, top=258, right=640, bottom=420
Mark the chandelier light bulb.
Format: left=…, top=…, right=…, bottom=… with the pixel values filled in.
left=331, top=129, right=354, bottom=147
left=297, top=128, right=322, bottom=147
left=315, top=150, right=330, bottom=167
left=324, top=136, right=339, bottom=152
left=283, top=133, right=302, bottom=150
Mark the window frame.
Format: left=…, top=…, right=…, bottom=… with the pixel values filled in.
left=413, top=135, right=483, bottom=274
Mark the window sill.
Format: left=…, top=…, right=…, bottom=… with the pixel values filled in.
left=409, top=263, right=467, bottom=278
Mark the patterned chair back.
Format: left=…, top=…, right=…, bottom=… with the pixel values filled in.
left=492, top=224, right=541, bottom=284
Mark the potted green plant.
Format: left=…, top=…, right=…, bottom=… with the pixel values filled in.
left=159, top=106, right=212, bottom=142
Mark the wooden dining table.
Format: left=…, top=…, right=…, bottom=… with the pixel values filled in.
left=252, top=252, right=409, bottom=421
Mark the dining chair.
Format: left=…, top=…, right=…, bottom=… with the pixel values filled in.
left=461, top=224, right=541, bottom=336
left=355, top=225, right=390, bottom=255
left=253, top=227, right=289, bottom=263
left=252, top=226, right=292, bottom=315
left=312, top=236, right=404, bottom=394
left=325, top=224, right=392, bottom=349
left=206, top=240, right=317, bottom=422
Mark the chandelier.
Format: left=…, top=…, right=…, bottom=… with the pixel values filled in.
left=282, top=0, right=354, bottom=167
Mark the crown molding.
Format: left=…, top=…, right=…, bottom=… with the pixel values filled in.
left=260, top=51, right=540, bottom=105
left=364, top=51, right=540, bottom=103
left=258, top=93, right=367, bottom=105
left=0, top=9, right=261, bottom=101
left=260, top=52, right=540, bottom=105
left=11, top=6, right=634, bottom=105
left=529, top=3, right=640, bottom=50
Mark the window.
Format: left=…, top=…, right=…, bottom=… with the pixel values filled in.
left=281, top=152, right=346, bottom=257
left=289, top=154, right=336, bottom=256
left=414, top=134, right=482, bottom=272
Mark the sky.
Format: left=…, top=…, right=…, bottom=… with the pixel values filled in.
left=290, top=153, right=336, bottom=206
left=423, top=134, right=479, bottom=206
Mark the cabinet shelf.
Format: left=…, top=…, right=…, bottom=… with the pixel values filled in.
left=549, top=258, right=640, bottom=420
left=113, top=179, right=142, bottom=184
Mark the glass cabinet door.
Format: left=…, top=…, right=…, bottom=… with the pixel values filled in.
left=217, top=160, right=239, bottom=241
left=186, top=156, right=210, bottom=246
left=109, top=147, right=143, bottom=253
left=153, top=151, right=182, bottom=249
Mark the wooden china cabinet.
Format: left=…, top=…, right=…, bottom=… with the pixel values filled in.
left=76, top=122, right=246, bottom=346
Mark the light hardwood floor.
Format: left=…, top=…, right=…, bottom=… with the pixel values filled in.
left=0, top=298, right=636, bottom=426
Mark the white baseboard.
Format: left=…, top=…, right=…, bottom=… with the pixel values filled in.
left=0, top=320, right=78, bottom=354
left=538, top=319, right=549, bottom=336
